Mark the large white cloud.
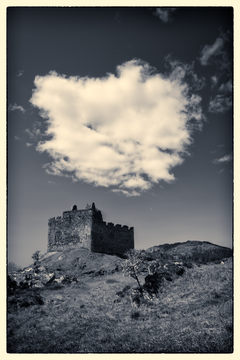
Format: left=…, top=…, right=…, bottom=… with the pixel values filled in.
left=30, top=59, right=202, bottom=196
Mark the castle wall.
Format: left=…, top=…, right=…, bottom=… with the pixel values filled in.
left=91, top=221, right=134, bottom=257
left=48, top=204, right=134, bottom=256
left=48, top=209, right=92, bottom=251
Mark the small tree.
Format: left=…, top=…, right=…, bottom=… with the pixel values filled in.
left=32, top=250, right=41, bottom=273
left=122, top=249, right=145, bottom=294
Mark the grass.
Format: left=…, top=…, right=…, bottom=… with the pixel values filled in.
left=7, top=255, right=233, bottom=353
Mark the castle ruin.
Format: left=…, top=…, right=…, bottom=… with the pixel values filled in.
left=48, top=203, right=134, bottom=257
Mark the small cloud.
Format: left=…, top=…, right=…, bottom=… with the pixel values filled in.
left=25, top=128, right=33, bottom=137
left=154, top=8, right=176, bottom=23
left=211, top=75, right=218, bottom=87
left=48, top=180, right=56, bottom=184
left=112, top=188, right=141, bottom=197
left=17, top=70, right=24, bottom=77
left=219, top=80, right=232, bottom=93
left=213, top=154, right=232, bottom=164
left=26, top=142, right=33, bottom=147
left=199, top=37, right=224, bottom=66
left=208, top=94, right=232, bottom=113
left=8, top=103, right=25, bottom=113
left=14, top=135, right=20, bottom=141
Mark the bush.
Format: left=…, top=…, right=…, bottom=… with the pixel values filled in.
left=7, top=275, right=18, bottom=295
left=131, top=310, right=140, bottom=320
left=143, top=273, right=164, bottom=296
left=8, top=289, right=44, bottom=311
left=32, top=250, right=41, bottom=273
left=176, top=266, right=185, bottom=276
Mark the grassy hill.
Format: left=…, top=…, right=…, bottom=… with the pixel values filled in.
left=146, top=240, right=232, bottom=263
left=7, top=241, right=233, bottom=353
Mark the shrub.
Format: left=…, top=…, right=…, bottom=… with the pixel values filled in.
left=32, top=250, right=41, bottom=273
left=143, top=273, right=164, bottom=296
left=131, top=310, right=140, bottom=320
left=7, top=275, right=18, bottom=295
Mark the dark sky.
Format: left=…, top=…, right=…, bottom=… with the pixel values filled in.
left=7, top=7, right=233, bottom=267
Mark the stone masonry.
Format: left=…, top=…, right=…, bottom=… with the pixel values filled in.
left=48, top=203, right=134, bottom=256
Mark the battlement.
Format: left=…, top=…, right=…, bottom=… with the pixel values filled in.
left=48, top=203, right=134, bottom=256
left=104, top=222, right=133, bottom=232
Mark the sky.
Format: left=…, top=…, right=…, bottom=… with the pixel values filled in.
left=7, top=7, right=233, bottom=267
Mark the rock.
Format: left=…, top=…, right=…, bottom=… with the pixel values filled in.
left=32, top=280, right=45, bottom=288
left=38, top=266, right=46, bottom=272
left=54, top=275, right=65, bottom=284
left=41, top=272, right=55, bottom=284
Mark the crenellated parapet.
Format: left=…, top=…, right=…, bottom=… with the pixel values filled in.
left=104, top=222, right=134, bottom=232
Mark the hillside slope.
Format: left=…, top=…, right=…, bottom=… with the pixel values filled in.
left=40, top=247, right=123, bottom=275
left=7, top=241, right=233, bottom=353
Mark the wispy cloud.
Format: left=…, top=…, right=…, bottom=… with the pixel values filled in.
left=17, top=70, right=24, bottom=77
left=199, top=37, right=224, bottom=66
left=200, top=32, right=232, bottom=113
left=219, top=79, right=232, bottom=93
left=8, top=103, right=25, bottom=113
left=213, top=154, right=232, bottom=164
left=165, top=57, right=205, bottom=93
left=48, top=180, right=56, bottom=184
left=154, top=8, right=176, bottom=23
left=211, top=75, right=218, bottom=88
left=209, top=94, right=232, bottom=113
left=30, top=59, right=203, bottom=196
left=25, top=121, right=43, bottom=143
left=204, top=35, right=232, bottom=113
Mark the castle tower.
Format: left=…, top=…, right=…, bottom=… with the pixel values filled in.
left=48, top=203, right=134, bottom=256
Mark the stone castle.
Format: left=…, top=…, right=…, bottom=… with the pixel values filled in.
left=48, top=203, right=134, bottom=257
